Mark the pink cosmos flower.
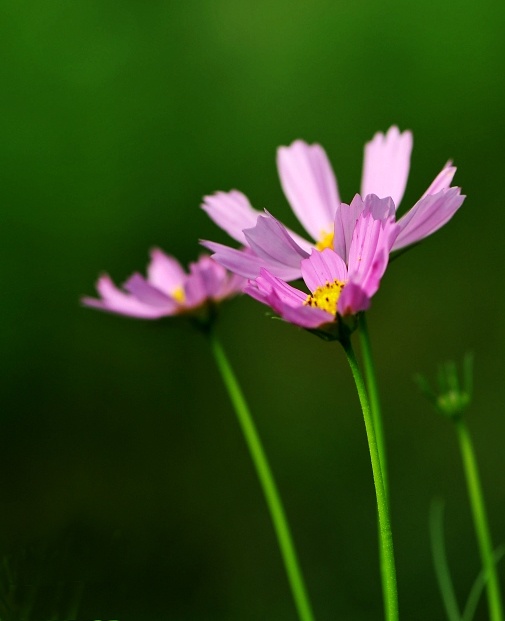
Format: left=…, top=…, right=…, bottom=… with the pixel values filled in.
left=82, top=249, right=244, bottom=319
left=202, top=126, right=465, bottom=281
left=244, top=194, right=400, bottom=335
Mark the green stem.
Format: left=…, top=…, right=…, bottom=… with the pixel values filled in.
left=358, top=314, right=388, bottom=496
left=208, top=329, right=316, bottom=621
left=342, top=337, right=399, bottom=621
left=455, top=418, right=503, bottom=621
left=358, top=313, right=390, bottom=619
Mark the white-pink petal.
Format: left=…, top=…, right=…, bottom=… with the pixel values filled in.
left=277, top=140, right=340, bottom=241
left=147, top=249, right=186, bottom=294
left=421, top=162, right=457, bottom=199
left=201, top=190, right=262, bottom=245
left=83, top=275, right=172, bottom=319
left=392, top=188, right=465, bottom=251
left=361, top=126, right=413, bottom=209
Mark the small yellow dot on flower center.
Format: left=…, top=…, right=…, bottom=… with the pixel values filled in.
left=171, top=286, right=185, bottom=303
left=315, top=230, right=334, bottom=251
left=303, top=280, right=346, bottom=316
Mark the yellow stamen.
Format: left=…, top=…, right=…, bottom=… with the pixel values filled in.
left=304, top=280, right=345, bottom=316
left=315, top=230, right=334, bottom=251
left=172, top=286, right=185, bottom=303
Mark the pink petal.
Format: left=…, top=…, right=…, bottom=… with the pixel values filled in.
left=82, top=275, right=173, bottom=319
left=245, top=276, right=331, bottom=329
left=338, top=282, right=371, bottom=316
left=421, top=161, right=457, bottom=198
left=201, top=190, right=262, bottom=245
left=124, top=273, right=176, bottom=307
left=189, top=255, right=227, bottom=299
left=280, top=301, right=333, bottom=329
left=184, top=267, right=208, bottom=308
left=243, top=213, right=309, bottom=274
left=347, top=209, right=399, bottom=288
left=147, top=249, right=186, bottom=293
left=277, top=140, right=340, bottom=241
left=363, top=194, right=396, bottom=220
left=333, top=195, right=366, bottom=263
left=345, top=205, right=400, bottom=306
left=392, top=188, right=465, bottom=251
left=257, top=269, right=307, bottom=304
left=202, top=241, right=270, bottom=279
left=301, top=249, right=347, bottom=293
left=361, top=126, right=413, bottom=209
left=202, top=240, right=306, bottom=281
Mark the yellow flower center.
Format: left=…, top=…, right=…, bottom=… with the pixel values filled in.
left=171, top=286, right=185, bottom=303
left=315, top=230, right=334, bottom=251
left=304, top=280, right=346, bottom=316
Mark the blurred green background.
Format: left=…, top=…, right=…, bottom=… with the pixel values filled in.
left=1, top=1, right=505, bottom=619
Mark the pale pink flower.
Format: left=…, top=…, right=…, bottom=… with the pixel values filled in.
left=202, top=126, right=465, bottom=280
left=245, top=195, right=400, bottom=335
left=82, top=249, right=244, bottom=319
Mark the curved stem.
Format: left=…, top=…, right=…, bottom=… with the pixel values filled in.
left=208, top=329, right=316, bottom=621
left=455, top=418, right=503, bottom=621
left=358, top=314, right=390, bottom=618
left=342, top=337, right=399, bottom=621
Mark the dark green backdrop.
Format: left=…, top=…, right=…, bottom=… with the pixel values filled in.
left=1, top=1, right=505, bottom=619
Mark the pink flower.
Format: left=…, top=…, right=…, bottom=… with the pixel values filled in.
left=245, top=195, right=400, bottom=336
left=82, top=249, right=244, bottom=320
left=202, top=126, right=465, bottom=280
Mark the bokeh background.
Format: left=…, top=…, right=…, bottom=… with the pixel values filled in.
left=1, top=1, right=505, bottom=619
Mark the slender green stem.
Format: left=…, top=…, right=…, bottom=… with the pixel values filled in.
left=455, top=418, right=503, bottom=621
left=358, top=314, right=388, bottom=495
left=208, top=329, right=315, bottom=621
left=342, top=337, right=399, bottom=621
left=358, top=313, right=390, bottom=619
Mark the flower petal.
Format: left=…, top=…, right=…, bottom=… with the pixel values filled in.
left=338, top=282, right=371, bottom=316
left=185, top=255, right=244, bottom=304
left=201, top=241, right=269, bottom=279
left=301, top=249, right=347, bottom=293
left=201, top=190, right=262, bottom=245
left=421, top=161, right=457, bottom=198
left=280, top=300, right=333, bottom=328
left=245, top=273, right=331, bottom=329
left=333, top=195, right=366, bottom=262
left=244, top=269, right=307, bottom=310
left=202, top=240, right=306, bottom=281
left=347, top=206, right=399, bottom=295
left=82, top=274, right=173, bottom=319
left=361, top=126, right=413, bottom=208
left=392, top=188, right=465, bottom=251
left=189, top=255, right=227, bottom=298
left=124, top=273, right=176, bottom=307
left=277, top=140, right=340, bottom=241
left=147, top=249, right=186, bottom=293
left=243, top=213, right=309, bottom=274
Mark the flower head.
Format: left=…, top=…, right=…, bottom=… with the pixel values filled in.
left=202, top=126, right=465, bottom=280
left=245, top=195, right=400, bottom=339
left=82, top=249, right=244, bottom=321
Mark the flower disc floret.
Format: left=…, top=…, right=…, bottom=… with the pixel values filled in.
left=315, top=231, right=335, bottom=251
left=304, top=280, right=345, bottom=315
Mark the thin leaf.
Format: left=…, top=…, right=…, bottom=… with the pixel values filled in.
left=430, top=498, right=462, bottom=621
